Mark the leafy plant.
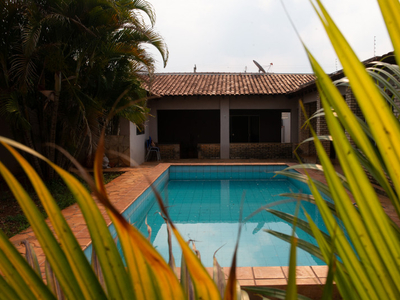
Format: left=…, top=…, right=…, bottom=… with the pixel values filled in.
left=1, top=132, right=281, bottom=299
left=0, top=172, right=123, bottom=238
left=267, top=0, right=400, bottom=299
left=2, top=0, right=400, bottom=299
left=0, top=0, right=168, bottom=179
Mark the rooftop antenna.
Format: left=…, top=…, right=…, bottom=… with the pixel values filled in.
left=194, top=64, right=197, bottom=73
left=253, top=60, right=266, bottom=73
left=266, top=63, right=273, bottom=73
left=244, top=66, right=247, bottom=73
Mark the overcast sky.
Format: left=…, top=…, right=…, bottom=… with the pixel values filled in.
left=144, top=0, right=394, bottom=74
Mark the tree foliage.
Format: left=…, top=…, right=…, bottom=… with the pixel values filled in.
left=0, top=0, right=168, bottom=177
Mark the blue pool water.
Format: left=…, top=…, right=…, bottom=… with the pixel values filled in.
left=84, top=165, right=329, bottom=267
left=110, top=165, right=328, bottom=268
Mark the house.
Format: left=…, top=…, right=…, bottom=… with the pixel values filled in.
left=104, top=51, right=396, bottom=166
left=2, top=52, right=395, bottom=170
left=145, top=72, right=315, bottom=161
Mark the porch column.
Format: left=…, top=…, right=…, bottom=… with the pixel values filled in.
left=220, top=97, right=230, bottom=159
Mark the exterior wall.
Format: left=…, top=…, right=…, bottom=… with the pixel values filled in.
left=129, top=121, right=146, bottom=166
left=297, top=90, right=318, bottom=159
left=296, top=86, right=345, bottom=160
left=301, top=89, right=318, bottom=104
left=104, top=135, right=130, bottom=167
left=198, top=144, right=220, bottom=159
left=230, top=143, right=293, bottom=159
left=315, top=94, right=332, bottom=158
left=345, top=86, right=363, bottom=147
left=157, top=144, right=180, bottom=160
left=104, top=118, right=146, bottom=167
left=344, top=87, right=388, bottom=187
left=316, top=86, right=347, bottom=159
left=197, top=143, right=293, bottom=159
left=298, top=101, right=317, bottom=157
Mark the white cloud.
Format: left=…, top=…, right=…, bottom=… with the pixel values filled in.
left=145, top=0, right=394, bottom=74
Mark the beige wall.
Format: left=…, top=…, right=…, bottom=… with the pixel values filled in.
left=301, top=85, right=347, bottom=104
left=301, top=90, right=319, bottom=104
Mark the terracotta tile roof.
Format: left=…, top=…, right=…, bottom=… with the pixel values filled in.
left=144, top=73, right=316, bottom=96
left=289, top=51, right=395, bottom=95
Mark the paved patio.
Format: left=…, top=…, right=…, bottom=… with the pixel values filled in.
left=8, top=159, right=398, bottom=299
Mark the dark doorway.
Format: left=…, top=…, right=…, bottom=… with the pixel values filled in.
left=230, top=116, right=259, bottom=143
left=158, top=110, right=220, bottom=158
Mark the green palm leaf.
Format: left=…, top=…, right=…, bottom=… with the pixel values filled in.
left=311, top=0, right=400, bottom=200
left=0, top=156, right=86, bottom=300
left=377, top=0, right=400, bottom=65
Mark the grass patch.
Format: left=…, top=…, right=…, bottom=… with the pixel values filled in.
left=0, top=172, right=124, bottom=238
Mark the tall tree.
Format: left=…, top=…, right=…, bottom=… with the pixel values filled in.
left=0, top=0, right=168, bottom=178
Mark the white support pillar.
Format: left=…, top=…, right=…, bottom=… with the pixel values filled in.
left=220, top=97, right=230, bottom=159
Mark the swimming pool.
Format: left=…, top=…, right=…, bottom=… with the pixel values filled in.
left=106, top=165, right=328, bottom=268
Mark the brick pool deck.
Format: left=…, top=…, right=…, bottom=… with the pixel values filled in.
left=8, top=159, right=399, bottom=299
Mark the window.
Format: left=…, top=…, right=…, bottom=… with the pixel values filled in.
left=136, top=124, right=145, bottom=135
